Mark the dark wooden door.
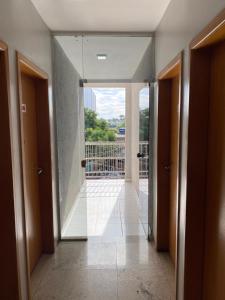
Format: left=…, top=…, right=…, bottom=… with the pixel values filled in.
left=203, top=40, right=225, bottom=300
left=157, top=56, right=182, bottom=273
left=21, top=74, right=42, bottom=273
left=169, top=75, right=180, bottom=265
left=0, top=42, right=21, bottom=300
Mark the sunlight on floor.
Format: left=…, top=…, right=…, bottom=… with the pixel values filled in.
left=62, top=179, right=146, bottom=239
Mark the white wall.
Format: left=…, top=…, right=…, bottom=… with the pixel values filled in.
left=155, top=0, right=225, bottom=74
left=132, top=39, right=155, bottom=82
left=125, top=85, right=132, bottom=181
left=155, top=1, right=225, bottom=299
left=0, top=0, right=56, bottom=299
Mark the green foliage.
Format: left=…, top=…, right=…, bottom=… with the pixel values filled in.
left=117, top=120, right=125, bottom=129
left=85, top=108, right=98, bottom=129
left=97, top=118, right=108, bottom=130
left=139, top=108, right=149, bottom=141
left=116, top=115, right=125, bottom=129
left=107, top=115, right=125, bottom=129
left=107, top=129, right=117, bottom=141
left=85, top=108, right=117, bottom=142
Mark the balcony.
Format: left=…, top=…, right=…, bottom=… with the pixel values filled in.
left=85, top=141, right=149, bottom=179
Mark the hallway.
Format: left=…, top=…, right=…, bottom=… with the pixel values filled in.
left=31, top=180, right=176, bottom=300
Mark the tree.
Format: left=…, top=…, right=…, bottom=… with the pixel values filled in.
left=107, top=130, right=117, bottom=141
left=85, top=108, right=117, bottom=142
left=85, top=108, right=98, bottom=129
left=117, top=115, right=125, bottom=129
left=139, top=108, right=149, bottom=141
left=97, top=118, right=108, bottom=130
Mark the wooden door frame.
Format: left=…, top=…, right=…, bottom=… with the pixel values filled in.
left=0, top=41, right=22, bottom=299
left=156, top=52, right=183, bottom=298
left=184, top=8, right=225, bottom=300
left=16, top=52, right=54, bottom=298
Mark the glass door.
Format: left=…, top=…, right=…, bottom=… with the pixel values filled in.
left=137, top=85, right=150, bottom=236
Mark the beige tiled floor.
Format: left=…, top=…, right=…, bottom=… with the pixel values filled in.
left=31, top=238, right=176, bottom=300
left=31, top=180, right=176, bottom=299
left=62, top=180, right=146, bottom=239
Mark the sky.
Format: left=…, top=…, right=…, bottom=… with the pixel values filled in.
left=86, top=87, right=149, bottom=120
left=93, top=88, right=126, bottom=120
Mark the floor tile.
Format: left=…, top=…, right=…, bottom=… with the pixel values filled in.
left=32, top=180, right=176, bottom=299
left=31, top=241, right=175, bottom=300
left=63, top=179, right=145, bottom=239
left=122, top=223, right=145, bottom=236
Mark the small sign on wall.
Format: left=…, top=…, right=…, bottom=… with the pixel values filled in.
left=21, top=104, right=26, bottom=113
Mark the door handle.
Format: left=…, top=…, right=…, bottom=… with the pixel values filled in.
left=164, top=165, right=171, bottom=171
left=137, top=153, right=145, bottom=158
left=81, top=159, right=87, bottom=168
left=37, top=168, right=44, bottom=175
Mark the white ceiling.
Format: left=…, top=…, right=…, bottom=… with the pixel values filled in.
left=31, top=0, right=171, bottom=32
left=55, top=36, right=152, bottom=80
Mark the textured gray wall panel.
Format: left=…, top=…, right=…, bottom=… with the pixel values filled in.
left=53, top=39, right=85, bottom=229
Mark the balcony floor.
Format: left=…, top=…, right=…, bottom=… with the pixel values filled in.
left=62, top=179, right=146, bottom=239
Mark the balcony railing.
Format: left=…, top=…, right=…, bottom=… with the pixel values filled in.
left=139, top=141, right=149, bottom=178
left=85, top=141, right=149, bottom=179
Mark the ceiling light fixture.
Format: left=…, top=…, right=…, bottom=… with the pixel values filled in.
left=97, top=54, right=107, bottom=60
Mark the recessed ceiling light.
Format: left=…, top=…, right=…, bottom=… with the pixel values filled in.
left=97, top=54, right=107, bottom=60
